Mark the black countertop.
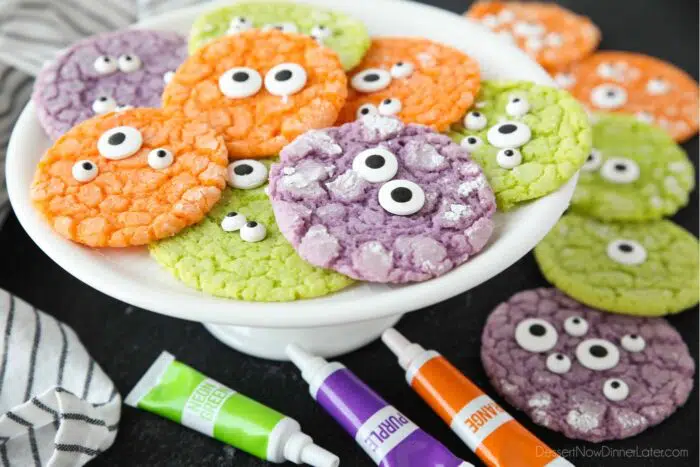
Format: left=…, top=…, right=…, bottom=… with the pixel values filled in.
left=1, top=0, right=698, bottom=465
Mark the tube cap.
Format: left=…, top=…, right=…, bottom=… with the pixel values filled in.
left=381, top=328, right=426, bottom=371
left=286, top=343, right=329, bottom=386
left=284, top=431, right=339, bottom=467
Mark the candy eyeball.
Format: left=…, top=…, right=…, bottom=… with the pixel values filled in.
left=582, top=148, right=603, bottom=172
left=227, top=160, right=268, bottom=189
left=92, top=96, right=117, bottom=115
left=460, top=135, right=483, bottom=152
left=487, top=121, right=531, bottom=148
left=496, top=148, right=522, bottom=169
left=163, top=71, right=175, bottom=84
left=621, top=334, right=646, bottom=352
left=117, top=54, right=142, bottom=73
left=590, top=84, right=628, bottom=109
left=606, top=239, right=647, bottom=266
left=514, top=318, right=558, bottom=353
left=505, top=95, right=530, bottom=117
left=378, top=98, right=402, bottom=116
left=262, top=22, right=298, bottom=33
left=603, top=378, right=629, bottom=401
left=147, top=148, right=174, bottom=170
left=546, top=353, right=571, bottom=374
left=600, top=158, right=640, bottom=184
left=221, top=211, right=247, bottom=232
left=97, top=126, right=143, bottom=160
left=264, top=63, right=307, bottom=97
left=352, top=147, right=399, bottom=183
left=646, top=78, right=671, bottom=95
left=378, top=179, right=426, bottom=216
left=463, top=111, right=487, bottom=131
left=390, top=61, right=414, bottom=79
left=219, top=67, right=262, bottom=99
left=240, top=221, right=267, bottom=242
left=576, top=338, right=620, bottom=371
left=310, top=24, right=332, bottom=42
left=72, top=160, right=99, bottom=182
left=563, top=316, right=588, bottom=337
left=228, top=16, right=253, bottom=33
left=356, top=103, right=378, bottom=119
left=351, top=69, right=392, bottom=93
left=93, top=55, right=117, bottom=75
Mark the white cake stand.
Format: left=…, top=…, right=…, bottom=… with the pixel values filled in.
left=6, top=0, right=575, bottom=360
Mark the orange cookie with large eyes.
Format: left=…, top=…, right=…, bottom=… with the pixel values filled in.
left=30, top=108, right=229, bottom=247
left=336, top=37, right=480, bottom=131
left=163, top=29, right=347, bottom=159
left=557, top=51, right=699, bottom=142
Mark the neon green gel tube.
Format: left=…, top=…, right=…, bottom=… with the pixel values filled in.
left=125, top=352, right=339, bottom=467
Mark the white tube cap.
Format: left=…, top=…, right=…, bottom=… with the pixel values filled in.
left=284, top=431, right=339, bottom=467
left=286, top=343, right=329, bottom=386
left=381, top=328, right=426, bottom=371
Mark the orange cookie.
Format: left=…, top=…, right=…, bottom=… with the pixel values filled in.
left=30, top=108, right=228, bottom=247
left=163, top=29, right=347, bottom=159
left=337, top=37, right=480, bottom=131
left=556, top=51, right=700, bottom=142
left=466, top=1, right=600, bottom=71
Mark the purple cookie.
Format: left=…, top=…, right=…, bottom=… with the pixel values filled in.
left=33, top=30, right=186, bottom=140
left=481, top=288, right=695, bottom=442
left=268, top=115, right=496, bottom=283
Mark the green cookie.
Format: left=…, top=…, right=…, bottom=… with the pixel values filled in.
left=150, top=179, right=354, bottom=302
left=571, top=113, right=695, bottom=222
left=449, top=80, right=591, bottom=210
left=188, top=2, right=370, bottom=70
left=534, top=213, right=699, bottom=316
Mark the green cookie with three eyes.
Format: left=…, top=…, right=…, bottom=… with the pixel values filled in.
left=149, top=160, right=354, bottom=302
left=571, top=113, right=695, bottom=222
left=535, top=213, right=699, bottom=316
left=449, top=80, right=591, bottom=210
left=188, top=2, right=370, bottom=70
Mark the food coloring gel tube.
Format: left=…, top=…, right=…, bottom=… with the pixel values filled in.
left=286, top=344, right=473, bottom=467
left=125, top=352, right=338, bottom=467
left=382, top=329, right=574, bottom=467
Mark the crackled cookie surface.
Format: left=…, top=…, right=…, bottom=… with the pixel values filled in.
left=466, top=1, right=600, bottom=71
left=482, top=288, right=694, bottom=442
left=188, top=2, right=370, bottom=70
left=268, top=116, right=496, bottom=283
left=337, top=37, right=480, bottom=132
left=534, top=214, right=699, bottom=316
left=30, top=108, right=228, bottom=247
left=150, top=176, right=354, bottom=302
left=571, top=113, right=694, bottom=222
left=33, top=30, right=187, bottom=140
left=449, top=80, right=591, bottom=210
left=556, top=51, right=699, bottom=142
left=163, top=30, right=347, bottom=159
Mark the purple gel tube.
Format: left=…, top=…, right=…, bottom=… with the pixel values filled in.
left=287, top=344, right=472, bottom=467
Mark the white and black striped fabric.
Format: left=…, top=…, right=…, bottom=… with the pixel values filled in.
left=0, top=289, right=121, bottom=466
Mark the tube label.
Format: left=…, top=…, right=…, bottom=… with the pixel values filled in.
left=355, top=406, right=418, bottom=463
left=181, top=378, right=234, bottom=437
left=450, top=395, right=513, bottom=451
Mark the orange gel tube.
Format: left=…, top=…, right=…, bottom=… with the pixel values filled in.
left=382, top=329, right=574, bottom=467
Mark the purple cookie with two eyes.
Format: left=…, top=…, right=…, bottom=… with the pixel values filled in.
left=481, top=288, right=695, bottom=442
left=33, top=30, right=187, bottom=140
left=268, top=115, right=497, bottom=283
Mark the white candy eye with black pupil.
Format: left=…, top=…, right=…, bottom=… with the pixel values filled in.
left=228, top=16, right=253, bottom=33
left=310, top=25, right=332, bottom=42
left=92, top=96, right=117, bottom=114
left=390, top=61, right=414, bottom=79
left=352, top=147, right=398, bottom=183
left=582, top=148, right=603, bottom=172
left=219, top=67, right=262, bottom=99
left=460, top=135, right=483, bottom=151
left=227, top=159, right=268, bottom=189
left=620, top=334, right=646, bottom=352
left=72, top=160, right=99, bottom=182
left=600, top=157, right=640, bottom=184
left=117, top=54, right=142, bottom=73
left=576, top=338, right=620, bottom=371
left=487, top=121, right=532, bottom=148
left=378, top=98, right=402, bottom=116
left=240, top=221, right=267, bottom=242
left=221, top=211, right=247, bottom=232
left=606, top=239, right=647, bottom=266
left=357, top=103, right=378, bottom=119
left=93, top=56, right=117, bottom=75
left=97, top=126, right=142, bottom=160
left=496, top=148, right=522, bottom=169
left=463, top=111, right=487, bottom=131
left=263, top=22, right=298, bottom=33
left=590, top=84, right=628, bottom=109
left=603, top=378, right=629, bottom=401
left=506, top=95, right=530, bottom=117
left=264, top=63, right=307, bottom=97
left=378, top=180, right=426, bottom=216
left=148, top=148, right=174, bottom=170
left=563, top=316, right=589, bottom=337
left=546, top=353, right=571, bottom=374
left=514, top=318, right=558, bottom=353
left=351, top=69, right=392, bottom=93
